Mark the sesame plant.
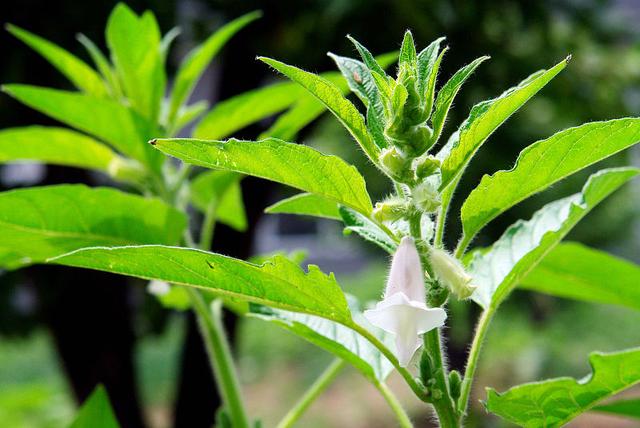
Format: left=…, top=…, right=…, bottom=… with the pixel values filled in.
left=2, top=4, right=640, bottom=428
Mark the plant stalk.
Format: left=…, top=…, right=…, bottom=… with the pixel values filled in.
left=376, top=382, right=414, bottom=428
left=276, top=359, right=346, bottom=428
left=457, top=308, right=494, bottom=417
left=187, top=291, right=250, bottom=428
left=422, top=330, right=458, bottom=428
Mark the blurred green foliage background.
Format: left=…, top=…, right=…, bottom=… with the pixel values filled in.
left=1, top=0, right=639, bottom=427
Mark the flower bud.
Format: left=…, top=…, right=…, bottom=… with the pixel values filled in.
left=429, top=248, right=477, bottom=299
left=415, top=156, right=441, bottom=179
left=379, top=147, right=411, bottom=182
left=373, top=198, right=407, bottom=223
left=411, top=181, right=441, bottom=213
left=449, top=370, right=462, bottom=400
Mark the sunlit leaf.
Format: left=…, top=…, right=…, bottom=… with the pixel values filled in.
left=0, top=185, right=186, bottom=269
left=2, top=84, right=161, bottom=169
left=7, top=24, right=108, bottom=98
left=438, top=57, right=569, bottom=191
left=0, top=126, right=118, bottom=173
left=461, top=118, right=640, bottom=243
left=259, top=57, right=379, bottom=163
left=469, top=167, right=639, bottom=309
left=265, top=193, right=340, bottom=220
left=520, top=242, right=640, bottom=311
left=593, top=399, right=640, bottom=420
left=76, top=34, right=122, bottom=98
left=486, top=347, right=640, bottom=428
left=106, top=4, right=164, bottom=121
left=167, top=11, right=260, bottom=126
left=51, top=246, right=352, bottom=323
left=152, top=137, right=373, bottom=215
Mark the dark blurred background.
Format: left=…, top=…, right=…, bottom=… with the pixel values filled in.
left=1, top=0, right=639, bottom=427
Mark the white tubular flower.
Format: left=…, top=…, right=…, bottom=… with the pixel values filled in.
left=364, top=237, right=447, bottom=367
left=429, top=248, right=477, bottom=299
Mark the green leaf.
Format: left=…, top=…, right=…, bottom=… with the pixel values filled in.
left=190, top=171, right=247, bottom=232
left=0, top=126, right=119, bottom=173
left=51, top=246, right=352, bottom=323
left=520, top=242, right=640, bottom=311
left=167, top=11, right=260, bottom=126
left=7, top=24, right=108, bottom=98
left=250, top=301, right=394, bottom=382
left=106, top=4, right=164, bottom=121
left=262, top=53, right=397, bottom=141
left=2, top=84, right=161, bottom=168
left=69, top=385, right=120, bottom=428
left=173, top=100, right=209, bottom=134
left=339, top=206, right=397, bottom=254
left=417, top=37, right=446, bottom=98
left=486, top=347, right=640, bottom=428
left=398, top=30, right=417, bottom=67
left=346, top=35, right=387, bottom=77
left=265, top=193, right=341, bottom=220
left=0, top=185, right=186, bottom=269
left=461, top=118, right=640, bottom=243
left=152, top=137, right=373, bottom=215
left=431, top=56, right=489, bottom=143
left=438, top=57, right=569, bottom=191
left=76, top=34, right=122, bottom=98
left=593, top=399, right=640, bottom=420
left=194, top=81, right=303, bottom=139
left=259, top=57, right=379, bottom=163
left=469, top=167, right=639, bottom=309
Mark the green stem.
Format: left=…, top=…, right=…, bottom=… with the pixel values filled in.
left=453, top=234, right=471, bottom=260
left=199, top=200, right=217, bottom=250
left=458, top=308, right=494, bottom=417
left=375, top=382, right=414, bottom=428
left=349, top=322, right=428, bottom=401
left=276, top=359, right=346, bottom=428
left=423, top=330, right=458, bottom=428
left=187, top=291, right=250, bottom=428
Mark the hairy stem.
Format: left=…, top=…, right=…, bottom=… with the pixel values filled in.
left=376, top=382, right=414, bottom=428
left=423, top=330, right=458, bottom=428
left=458, top=308, right=494, bottom=417
left=188, top=291, right=250, bottom=428
left=276, top=359, right=346, bottom=428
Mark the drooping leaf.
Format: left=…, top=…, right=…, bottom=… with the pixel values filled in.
left=520, top=242, right=640, bottom=311
left=486, top=347, right=640, bottom=428
left=2, top=84, right=161, bottom=168
left=0, top=126, right=118, bottom=173
left=51, top=246, right=352, bottom=323
left=152, top=137, right=373, bottom=215
left=106, top=4, right=164, bottom=121
left=76, top=34, right=122, bottom=98
left=190, top=170, right=247, bottom=232
left=250, top=300, right=394, bottom=382
left=461, top=118, right=640, bottom=243
left=265, top=193, right=341, bottom=220
left=438, top=57, right=569, bottom=191
left=593, top=399, right=640, bottom=420
left=7, top=24, right=108, bottom=98
left=259, top=57, right=379, bottom=163
left=339, top=206, right=397, bottom=254
left=167, top=11, right=260, bottom=126
left=431, top=56, right=489, bottom=143
left=0, top=185, right=186, bottom=269
left=69, top=385, right=120, bottom=428
left=469, top=167, right=639, bottom=309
